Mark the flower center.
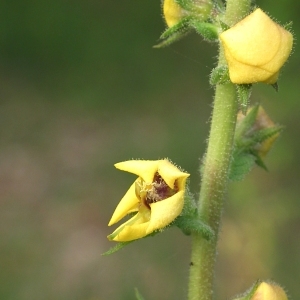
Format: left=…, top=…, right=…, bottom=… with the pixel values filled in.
left=135, top=172, right=178, bottom=209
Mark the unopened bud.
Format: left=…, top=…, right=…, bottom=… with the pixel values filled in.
left=251, top=282, right=288, bottom=300
left=163, top=0, right=213, bottom=28
left=237, top=106, right=281, bottom=158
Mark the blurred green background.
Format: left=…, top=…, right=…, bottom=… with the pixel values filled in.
left=0, top=1, right=299, bottom=299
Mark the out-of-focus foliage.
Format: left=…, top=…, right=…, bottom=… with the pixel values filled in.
left=0, top=1, right=299, bottom=299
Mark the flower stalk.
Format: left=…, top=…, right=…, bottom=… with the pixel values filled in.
left=188, top=0, right=251, bottom=299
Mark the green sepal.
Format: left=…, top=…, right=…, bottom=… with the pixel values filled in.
left=235, top=104, right=259, bottom=140
left=251, top=125, right=283, bottom=145
left=102, top=241, right=134, bottom=256
left=271, top=82, right=279, bottom=92
left=210, top=65, right=230, bottom=85
left=244, top=280, right=262, bottom=300
left=190, top=19, right=219, bottom=41
left=154, top=30, right=189, bottom=48
left=160, top=17, right=191, bottom=40
left=181, top=186, right=197, bottom=215
left=229, top=151, right=256, bottom=181
left=232, top=280, right=262, bottom=300
left=219, top=20, right=230, bottom=31
left=236, top=84, right=252, bottom=115
left=214, top=0, right=225, bottom=14
left=230, top=105, right=282, bottom=179
left=175, top=215, right=214, bottom=240
left=154, top=17, right=191, bottom=48
left=174, top=0, right=194, bottom=11
left=250, top=125, right=283, bottom=170
left=134, top=288, right=146, bottom=300
left=103, top=226, right=162, bottom=255
left=251, top=151, right=268, bottom=171
left=174, top=188, right=214, bottom=239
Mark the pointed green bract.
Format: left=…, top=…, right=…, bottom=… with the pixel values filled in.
left=231, top=105, right=283, bottom=179
left=174, top=189, right=214, bottom=239
left=103, top=229, right=164, bottom=255
left=154, top=17, right=191, bottom=48
left=155, top=16, right=218, bottom=47
left=190, top=19, right=219, bottom=41
left=232, top=280, right=262, bottom=300
left=181, top=186, right=197, bottom=215
left=219, top=20, right=230, bottom=31
left=252, top=151, right=268, bottom=171
left=271, top=82, right=279, bottom=92
left=174, top=0, right=194, bottom=11
left=175, top=215, right=214, bottom=240
left=229, top=151, right=256, bottom=181
left=210, top=65, right=230, bottom=85
left=235, top=104, right=259, bottom=139
left=251, top=126, right=283, bottom=144
left=102, top=241, right=134, bottom=255
left=154, top=30, right=189, bottom=48
left=236, top=84, right=252, bottom=115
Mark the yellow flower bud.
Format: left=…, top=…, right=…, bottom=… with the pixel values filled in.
left=251, top=282, right=288, bottom=300
left=220, top=8, right=293, bottom=84
left=163, top=0, right=188, bottom=28
left=237, top=106, right=280, bottom=158
left=163, top=0, right=213, bottom=28
left=107, top=159, right=189, bottom=242
left=253, top=107, right=280, bottom=157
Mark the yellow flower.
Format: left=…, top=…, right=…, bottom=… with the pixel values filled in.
left=107, top=159, right=190, bottom=242
left=220, top=8, right=293, bottom=84
left=251, top=282, right=288, bottom=300
left=163, top=0, right=188, bottom=28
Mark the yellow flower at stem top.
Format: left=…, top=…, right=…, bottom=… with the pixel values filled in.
left=250, top=282, right=288, bottom=300
left=108, top=159, right=190, bottom=242
left=220, top=8, right=293, bottom=84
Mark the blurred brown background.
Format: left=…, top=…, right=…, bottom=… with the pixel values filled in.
left=0, top=1, right=299, bottom=299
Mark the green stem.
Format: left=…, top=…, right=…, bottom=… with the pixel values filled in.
left=187, top=1, right=251, bottom=300
left=188, top=79, right=237, bottom=300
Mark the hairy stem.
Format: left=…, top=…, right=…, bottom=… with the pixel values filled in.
left=187, top=1, right=251, bottom=299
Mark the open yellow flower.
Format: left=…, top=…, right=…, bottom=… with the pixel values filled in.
left=107, top=159, right=190, bottom=242
left=251, top=282, right=288, bottom=300
left=220, top=8, right=293, bottom=84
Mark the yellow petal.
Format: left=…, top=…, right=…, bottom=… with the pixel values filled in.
left=115, top=160, right=161, bottom=183
left=263, top=24, right=293, bottom=74
left=108, top=211, right=150, bottom=242
left=252, top=282, right=288, bottom=300
left=108, top=181, right=139, bottom=226
left=158, top=159, right=190, bottom=189
left=163, top=0, right=185, bottom=28
left=220, top=8, right=293, bottom=84
left=146, top=190, right=185, bottom=234
left=263, top=71, right=279, bottom=84
left=176, top=175, right=189, bottom=191
left=223, top=49, right=275, bottom=84
left=109, top=223, right=150, bottom=242
left=221, top=9, right=280, bottom=66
